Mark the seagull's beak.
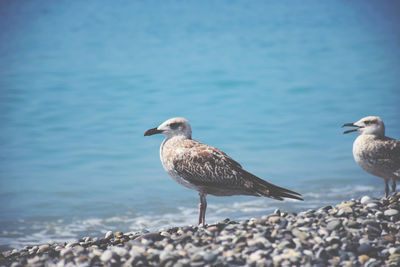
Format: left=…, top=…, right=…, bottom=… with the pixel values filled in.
left=342, top=123, right=360, bottom=134
left=144, top=127, right=164, bottom=136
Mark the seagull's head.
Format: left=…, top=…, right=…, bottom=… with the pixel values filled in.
left=342, top=116, right=385, bottom=136
left=144, top=117, right=192, bottom=139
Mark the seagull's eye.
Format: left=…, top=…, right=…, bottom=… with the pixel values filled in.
left=364, top=120, right=371, bottom=125
left=169, top=122, right=181, bottom=129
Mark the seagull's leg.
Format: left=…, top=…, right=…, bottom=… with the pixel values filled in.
left=201, top=194, right=207, bottom=226
left=385, top=180, right=389, bottom=198
left=198, top=193, right=207, bottom=226
left=198, top=200, right=202, bottom=225
left=392, top=179, right=396, bottom=194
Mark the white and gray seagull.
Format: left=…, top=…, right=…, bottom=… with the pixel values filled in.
left=144, top=117, right=303, bottom=225
left=342, top=116, right=400, bottom=197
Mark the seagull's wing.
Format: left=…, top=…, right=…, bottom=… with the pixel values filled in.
left=375, top=138, right=400, bottom=178
left=172, top=139, right=303, bottom=200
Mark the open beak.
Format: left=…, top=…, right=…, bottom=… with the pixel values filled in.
left=144, top=127, right=163, bottom=136
left=342, top=123, right=361, bottom=134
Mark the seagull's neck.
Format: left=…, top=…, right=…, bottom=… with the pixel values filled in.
left=160, top=135, right=190, bottom=161
left=359, top=132, right=384, bottom=139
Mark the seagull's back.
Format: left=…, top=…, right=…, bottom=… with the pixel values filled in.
left=353, top=134, right=400, bottom=180
left=160, top=135, right=302, bottom=200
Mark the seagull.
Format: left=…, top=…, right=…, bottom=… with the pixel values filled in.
left=144, top=117, right=303, bottom=225
left=342, top=116, right=400, bottom=197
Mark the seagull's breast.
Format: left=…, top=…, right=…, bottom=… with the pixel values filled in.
left=160, top=136, right=201, bottom=190
left=353, top=135, right=400, bottom=179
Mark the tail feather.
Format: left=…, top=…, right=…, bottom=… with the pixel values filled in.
left=243, top=170, right=303, bottom=201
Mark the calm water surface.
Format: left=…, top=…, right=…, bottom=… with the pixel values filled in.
left=1, top=0, right=400, bottom=251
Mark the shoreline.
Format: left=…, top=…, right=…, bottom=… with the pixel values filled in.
left=1, top=194, right=400, bottom=266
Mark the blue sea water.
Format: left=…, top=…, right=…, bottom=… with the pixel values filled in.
left=1, top=0, right=400, bottom=251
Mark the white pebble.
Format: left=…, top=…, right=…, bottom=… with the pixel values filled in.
left=360, top=196, right=372, bottom=204
left=100, top=250, right=113, bottom=262
left=105, top=231, right=113, bottom=239
left=384, top=209, right=399, bottom=216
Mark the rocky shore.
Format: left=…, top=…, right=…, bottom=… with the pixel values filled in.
left=1, top=194, right=400, bottom=267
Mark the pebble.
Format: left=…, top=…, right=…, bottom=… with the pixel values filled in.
left=100, top=250, right=113, bottom=262
left=326, top=220, right=341, bottom=231
left=2, top=193, right=400, bottom=267
left=115, top=231, right=123, bottom=237
left=105, top=231, right=114, bottom=239
left=384, top=209, right=399, bottom=216
left=38, top=244, right=49, bottom=253
left=366, top=202, right=378, bottom=208
left=360, top=196, right=372, bottom=204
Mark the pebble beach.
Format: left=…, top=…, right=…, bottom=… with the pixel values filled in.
left=1, top=194, right=400, bottom=267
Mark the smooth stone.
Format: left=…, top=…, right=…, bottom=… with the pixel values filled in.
left=389, top=247, right=400, bottom=255
left=384, top=209, right=399, bottom=216
left=367, top=225, right=381, bottom=235
left=113, top=247, right=128, bottom=257
left=73, top=245, right=84, bottom=255
left=105, top=231, right=113, bottom=239
left=360, top=196, right=372, bottom=204
left=160, top=231, right=170, bottom=237
left=326, top=220, right=341, bottom=231
left=358, top=254, right=369, bottom=264
left=77, top=255, right=88, bottom=262
left=365, top=258, right=381, bottom=267
left=159, top=250, right=178, bottom=262
left=358, top=243, right=373, bottom=254
left=141, top=232, right=164, bottom=241
left=338, top=201, right=355, bottom=209
left=27, top=256, right=41, bottom=265
left=38, top=244, right=50, bottom=253
left=346, top=221, right=361, bottom=228
left=366, top=203, right=378, bottom=209
left=292, top=228, right=309, bottom=241
left=60, top=248, right=73, bottom=257
left=268, top=216, right=281, bottom=224
left=100, top=250, right=114, bottom=262
left=249, top=250, right=264, bottom=262
left=203, top=252, right=217, bottom=262
left=191, top=253, right=204, bottom=262
left=65, top=243, right=75, bottom=248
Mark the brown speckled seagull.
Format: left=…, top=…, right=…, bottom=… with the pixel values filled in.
left=144, top=117, right=303, bottom=225
left=343, top=116, right=400, bottom=197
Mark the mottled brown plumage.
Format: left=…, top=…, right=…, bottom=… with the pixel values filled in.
left=145, top=117, right=303, bottom=225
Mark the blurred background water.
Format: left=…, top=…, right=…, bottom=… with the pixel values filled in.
left=1, top=0, right=399, bottom=251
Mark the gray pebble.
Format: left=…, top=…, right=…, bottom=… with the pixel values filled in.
left=358, top=243, right=372, bottom=254
left=326, top=220, right=341, bottom=231
left=203, top=251, right=217, bottom=262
